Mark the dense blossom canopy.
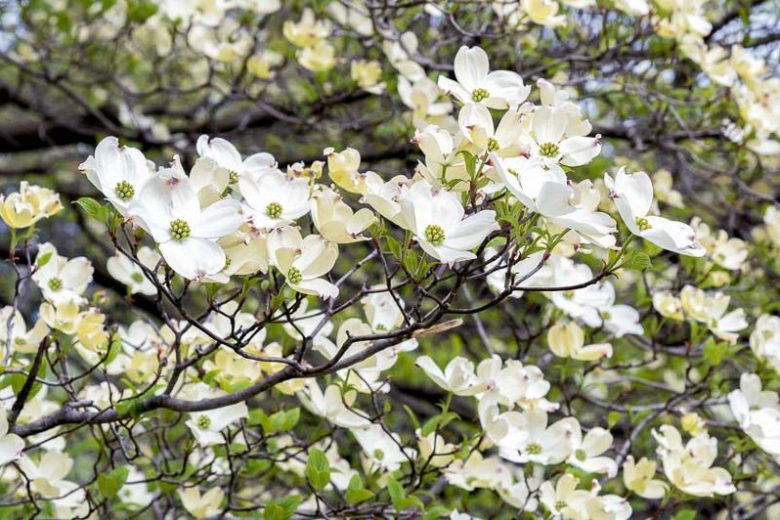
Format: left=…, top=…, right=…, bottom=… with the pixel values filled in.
left=0, top=0, right=779, bottom=518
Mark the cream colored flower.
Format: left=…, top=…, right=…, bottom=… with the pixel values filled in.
left=283, top=8, right=330, bottom=47
left=622, top=456, right=668, bottom=499
left=0, top=181, right=62, bottom=229
left=178, top=486, right=224, bottom=519
left=547, top=321, right=613, bottom=361
left=351, top=59, right=385, bottom=94
left=311, top=186, right=376, bottom=243
left=298, top=40, right=337, bottom=72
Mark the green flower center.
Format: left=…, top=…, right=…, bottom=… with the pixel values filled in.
left=169, top=219, right=191, bottom=240
left=487, top=138, right=500, bottom=152
left=635, top=217, right=653, bottom=231
left=266, top=202, right=283, bottom=219
left=224, top=256, right=232, bottom=269
left=197, top=415, right=211, bottom=429
left=575, top=449, right=587, bottom=461
left=635, top=217, right=652, bottom=231
left=115, top=180, right=135, bottom=201
left=48, top=277, right=63, bottom=291
left=526, top=442, right=542, bottom=455
left=131, top=273, right=144, bottom=283
left=539, top=142, right=560, bottom=158
left=14, top=337, right=26, bottom=346
left=288, top=266, right=302, bottom=284
left=471, top=88, right=490, bottom=102
left=556, top=500, right=566, bottom=510
left=228, top=170, right=239, bottom=184
left=424, top=224, right=446, bottom=246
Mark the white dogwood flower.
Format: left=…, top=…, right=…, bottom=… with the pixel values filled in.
left=567, top=427, right=618, bottom=477
left=78, top=136, right=152, bottom=214
left=416, top=355, right=484, bottom=396
left=0, top=306, right=49, bottom=354
left=127, top=171, right=244, bottom=280
left=0, top=407, right=24, bottom=466
left=623, top=456, right=668, bottom=499
left=106, top=246, right=161, bottom=296
left=547, top=321, right=613, bottom=361
left=500, top=410, right=579, bottom=465
left=604, top=168, right=705, bottom=256
left=437, top=45, right=530, bottom=109
left=653, top=424, right=735, bottom=497
left=728, top=373, right=780, bottom=461
left=311, top=186, right=376, bottom=243
left=196, top=135, right=276, bottom=183
left=267, top=226, right=339, bottom=299
left=399, top=180, right=498, bottom=263
left=458, top=103, right=523, bottom=155
left=17, top=451, right=74, bottom=498
left=492, top=155, right=616, bottom=248
left=239, top=169, right=311, bottom=229
left=523, top=105, right=602, bottom=166
left=297, top=380, right=371, bottom=429
left=32, top=243, right=93, bottom=305
left=178, top=487, right=224, bottom=519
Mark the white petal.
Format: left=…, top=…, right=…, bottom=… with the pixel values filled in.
left=190, top=198, right=244, bottom=239
left=160, top=238, right=225, bottom=279
left=454, top=45, right=488, bottom=92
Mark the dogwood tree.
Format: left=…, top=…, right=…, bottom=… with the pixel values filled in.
left=0, top=0, right=779, bottom=518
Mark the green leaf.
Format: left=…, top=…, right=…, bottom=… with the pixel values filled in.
left=74, top=197, right=109, bottom=223
left=305, top=448, right=331, bottom=491
left=97, top=466, right=129, bottom=499
left=703, top=338, right=727, bottom=366
left=253, top=408, right=300, bottom=434
left=345, top=475, right=374, bottom=504
left=387, top=477, right=421, bottom=511
left=36, top=251, right=53, bottom=268
left=264, top=495, right=301, bottom=520
left=420, top=411, right=459, bottom=437
left=423, top=505, right=451, bottom=520
left=608, top=411, right=622, bottom=429
left=672, top=509, right=697, bottom=520
left=387, top=477, right=404, bottom=505
left=622, top=251, right=651, bottom=271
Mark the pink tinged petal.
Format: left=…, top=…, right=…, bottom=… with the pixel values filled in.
left=190, top=198, right=244, bottom=239
left=437, top=76, right=470, bottom=105
left=454, top=45, right=489, bottom=92
left=242, top=152, right=277, bottom=176
left=160, top=238, right=225, bottom=279
left=297, top=237, right=338, bottom=279
left=196, top=135, right=242, bottom=172
left=166, top=174, right=200, bottom=218
left=644, top=216, right=706, bottom=256
left=559, top=136, right=601, bottom=167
